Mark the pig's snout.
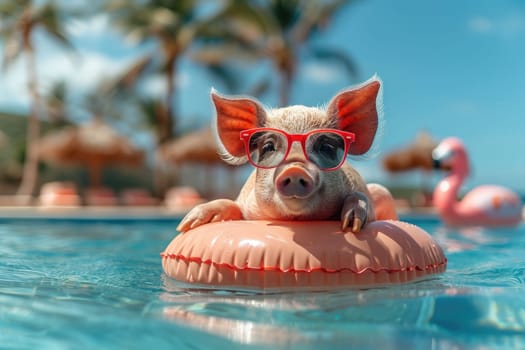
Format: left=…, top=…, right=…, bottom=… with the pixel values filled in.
left=275, top=166, right=315, bottom=199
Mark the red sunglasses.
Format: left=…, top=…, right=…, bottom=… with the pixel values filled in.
left=239, top=128, right=355, bottom=171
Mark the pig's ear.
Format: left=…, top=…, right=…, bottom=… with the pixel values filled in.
left=327, top=76, right=382, bottom=155
left=211, top=89, right=267, bottom=164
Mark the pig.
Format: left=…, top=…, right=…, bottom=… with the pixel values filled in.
left=177, top=75, right=396, bottom=233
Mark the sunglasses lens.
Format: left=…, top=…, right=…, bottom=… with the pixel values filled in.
left=248, top=130, right=287, bottom=168
left=306, top=132, right=347, bottom=169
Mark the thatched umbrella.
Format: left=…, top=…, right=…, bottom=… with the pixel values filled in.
left=382, top=132, right=439, bottom=173
left=37, top=119, right=144, bottom=187
left=157, top=128, right=242, bottom=199
left=381, top=131, right=439, bottom=207
left=157, top=128, right=222, bottom=164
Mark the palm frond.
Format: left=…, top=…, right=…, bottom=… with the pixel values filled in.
left=36, top=1, right=74, bottom=50
left=134, top=96, right=164, bottom=129
left=191, top=42, right=261, bottom=65
left=37, top=3, right=67, bottom=34
left=0, top=0, right=27, bottom=18
left=204, top=64, right=241, bottom=93
left=103, top=54, right=154, bottom=96
left=269, top=0, right=302, bottom=31
left=1, top=31, right=23, bottom=70
left=309, top=46, right=359, bottom=80
left=213, top=0, right=281, bottom=37
left=44, top=80, right=69, bottom=123
left=293, top=0, right=353, bottom=43
left=247, top=79, right=272, bottom=98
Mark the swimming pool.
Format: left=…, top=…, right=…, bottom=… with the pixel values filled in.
left=1, top=215, right=525, bottom=349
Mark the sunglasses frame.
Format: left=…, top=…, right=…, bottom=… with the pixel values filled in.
left=239, top=127, right=356, bottom=171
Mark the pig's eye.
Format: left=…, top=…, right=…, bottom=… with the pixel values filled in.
left=318, top=143, right=337, bottom=159
left=307, top=132, right=346, bottom=170
left=260, top=140, right=276, bottom=157
left=312, top=137, right=341, bottom=160
left=247, top=131, right=287, bottom=168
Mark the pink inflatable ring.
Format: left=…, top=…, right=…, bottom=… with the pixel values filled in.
left=161, top=220, right=447, bottom=291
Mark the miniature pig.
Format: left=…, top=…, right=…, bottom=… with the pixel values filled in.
left=177, top=76, right=396, bottom=233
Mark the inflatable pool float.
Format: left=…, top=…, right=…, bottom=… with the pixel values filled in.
left=161, top=220, right=447, bottom=291
left=433, top=137, right=523, bottom=227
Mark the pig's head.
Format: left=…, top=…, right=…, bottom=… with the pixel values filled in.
left=211, top=76, right=382, bottom=220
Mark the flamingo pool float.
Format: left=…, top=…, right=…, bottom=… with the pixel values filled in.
left=432, top=137, right=523, bottom=227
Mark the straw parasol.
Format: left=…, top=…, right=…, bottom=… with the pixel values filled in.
left=37, top=119, right=144, bottom=187
left=382, top=131, right=439, bottom=173
left=157, top=128, right=244, bottom=199
left=157, top=128, right=222, bottom=165
left=381, top=131, right=440, bottom=207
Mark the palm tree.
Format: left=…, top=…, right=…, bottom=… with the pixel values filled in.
left=100, top=55, right=172, bottom=146
left=105, top=0, right=214, bottom=144
left=44, top=80, right=70, bottom=127
left=0, top=0, right=72, bottom=201
left=193, top=0, right=358, bottom=106
left=105, top=0, right=269, bottom=144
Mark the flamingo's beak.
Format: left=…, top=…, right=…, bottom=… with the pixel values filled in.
left=432, top=145, right=453, bottom=171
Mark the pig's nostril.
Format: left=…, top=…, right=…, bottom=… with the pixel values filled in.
left=275, top=166, right=316, bottom=199
left=277, top=174, right=314, bottom=198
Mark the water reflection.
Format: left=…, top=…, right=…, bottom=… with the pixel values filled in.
left=434, top=223, right=524, bottom=251
left=157, top=277, right=525, bottom=348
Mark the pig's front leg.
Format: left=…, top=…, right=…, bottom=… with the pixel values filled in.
left=176, top=199, right=243, bottom=232
left=341, top=191, right=374, bottom=233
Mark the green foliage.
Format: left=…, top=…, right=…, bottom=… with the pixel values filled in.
left=0, top=0, right=359, bottom=195
left=0, top=111, right=57, bottom=184
left=0, top=111, right=154, bottom=193
left=0, top=111, right=27, bottom=164
left=195, top=0, right=357, bottom=106
left=0, top=0, right=74, bottom=68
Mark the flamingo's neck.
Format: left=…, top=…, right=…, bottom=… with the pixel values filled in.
left=433, top=173, right=464, bottom=216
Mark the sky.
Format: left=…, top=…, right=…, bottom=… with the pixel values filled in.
left=1, top=0, right=525, bottom=193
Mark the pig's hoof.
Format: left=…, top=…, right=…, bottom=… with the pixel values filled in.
left=177, top=199, right=243, bottom=232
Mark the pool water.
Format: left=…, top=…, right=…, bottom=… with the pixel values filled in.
left=2, top=216, right=525, bottom=349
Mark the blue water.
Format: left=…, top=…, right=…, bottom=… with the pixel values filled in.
left=1, top=216, right=525, bottom=349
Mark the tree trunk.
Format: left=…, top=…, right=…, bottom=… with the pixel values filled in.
left=88, top=158, right=103, bottom=188
left=278, top=70, right=292, bottom=107
left=153, top=54, right=178, bottom=196
left=161, top=56, right=177, bottom=144
left=278, top=60, right=294, bottom=107
left=276, top=43, right=296, bottom=107
left=16, top=48, right=41, bottom=204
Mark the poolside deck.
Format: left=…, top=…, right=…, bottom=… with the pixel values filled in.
left=0, top=205, right=187, bottom=220
left=0, top=203, right=439, bottom=221
left=0, top=198, right=521, bottom=222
